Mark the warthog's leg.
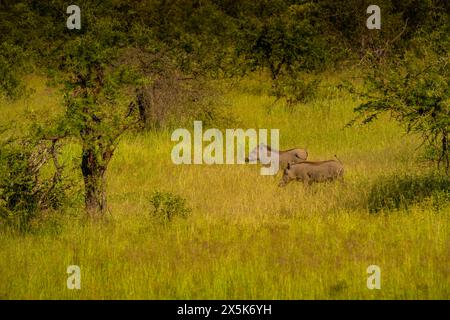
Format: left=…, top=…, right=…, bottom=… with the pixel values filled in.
left=302, top=177, right=312, bottom=188
left=278, top=175, right=290, bottom=187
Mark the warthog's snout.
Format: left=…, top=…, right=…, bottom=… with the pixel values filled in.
left=278, top=169, right=290, bottom=187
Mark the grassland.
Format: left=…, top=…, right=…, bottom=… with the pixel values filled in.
left=0, top=73, right=448, bottom=299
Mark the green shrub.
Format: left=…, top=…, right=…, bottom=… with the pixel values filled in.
left=368, top=173, right=449, bottom=213
left=0, top=138, right=68, bottom=232
left=0, top=42, right=27, bottom=99
left=271, top=75, right=320, bottom=107
left=149, top=190, right=191, bottom=222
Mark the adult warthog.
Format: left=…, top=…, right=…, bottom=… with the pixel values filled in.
left=278, top=156, right=344, bottom=187
left=245, top=143, right=308, bottom=170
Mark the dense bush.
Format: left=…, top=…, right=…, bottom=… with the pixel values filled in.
left=0, top=42, right=28, bottom=99
left=149, top=190, right=192, bottom=223
left=134, top=68, right=234, bottom=130
left=0, top=138, right=68, bottom=231
left=368, top=173, right=450, bottom=213
left=271, top=75, right=321, bottom=107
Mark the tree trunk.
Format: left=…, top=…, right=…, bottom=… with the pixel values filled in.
left=81, top=146, right=108, bottom=218
left=442, top=129, right=448, bottom=175
left=137, top=91, right=148, bottom=127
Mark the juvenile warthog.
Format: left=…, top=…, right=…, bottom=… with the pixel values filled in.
left=245, top=144, right=308, bottom=170
left=278, top=157, right=344, bottom=187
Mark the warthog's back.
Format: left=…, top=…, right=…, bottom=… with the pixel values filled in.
left=279, top=158, right=344, bottom=186
left=287, top=160, right=344, bottom=183
left=279, top=148, right=308, bottom=168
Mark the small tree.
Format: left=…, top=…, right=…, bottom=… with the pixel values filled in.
left=240, top=3, right=330, bottom=80
left=57, top=34, right=142, bottom=217
left=348, top=39, right=449, bottom=173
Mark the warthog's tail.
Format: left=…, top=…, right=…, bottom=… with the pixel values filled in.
left=334, top=154, right=343, bottom=165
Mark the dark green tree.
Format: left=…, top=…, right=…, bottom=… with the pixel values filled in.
left=349, top=30, right=450, bottom=173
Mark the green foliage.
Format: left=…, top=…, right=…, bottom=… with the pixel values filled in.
left=2, top=0, right=448, bottom=103
left=368, top=172, right=450, bottom=213
left=0, top=143, right=36, bottom=229
left=0, top=138, right=68, bottom=231
left=238, top=2, right=332, bottom=79
left=271, top=75, right=321, bottom=107
left=149, top=190, right=191, bottom=222
left=349, top=33, right=450, bottom=171
left=0, top=42, right=28, bottom=99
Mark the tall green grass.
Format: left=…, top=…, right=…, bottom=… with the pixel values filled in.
left=0, top=73, right=448, bottom=299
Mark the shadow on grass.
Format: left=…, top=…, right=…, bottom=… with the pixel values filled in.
left=368, top=172, right=450, bottom=213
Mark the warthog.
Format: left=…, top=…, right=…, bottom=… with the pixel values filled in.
left=278, top=157, right=344, bottom=187
left=245, top=143, right=308, bottom=170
